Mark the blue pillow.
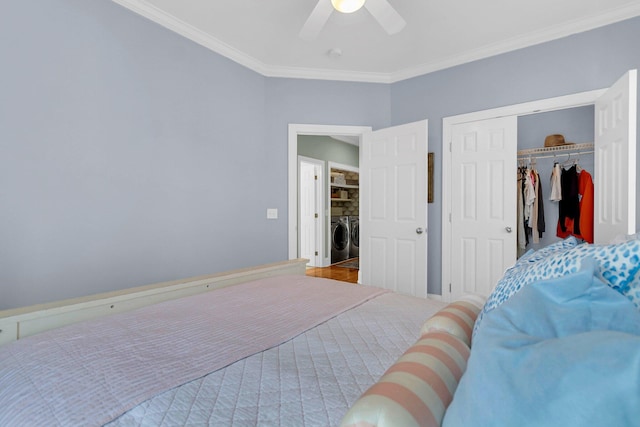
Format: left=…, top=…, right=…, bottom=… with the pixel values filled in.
left=444, top=260, right=640, bottom=427
left=474, top=238, right=640, bottom=336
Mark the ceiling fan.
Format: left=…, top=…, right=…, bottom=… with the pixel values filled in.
left=299, top=0, right=406, bottom=41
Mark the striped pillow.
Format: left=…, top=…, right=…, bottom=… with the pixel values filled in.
left=420, top=300, right=483, bottom=347
left=340, top=332, right=470, bottom=427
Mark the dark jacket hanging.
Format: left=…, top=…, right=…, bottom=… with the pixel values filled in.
left=536, top=174, right=545, bottom=239
left=558, top=165, right=579, bottom=234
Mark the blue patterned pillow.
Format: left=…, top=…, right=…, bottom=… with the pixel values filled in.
left=516, top=236, right=579, bottom=265
left=624, top=283, right=640, bottom=309
left=613, top=233, right=640, bottom=309
left=474, top=238, right=640, bottom=336
left=618, top=265, right=640, bottom=310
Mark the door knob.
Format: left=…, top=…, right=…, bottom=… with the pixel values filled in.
left=505, top=226, right=512, bottom=233
left=416, top=227, right=424, bottom=234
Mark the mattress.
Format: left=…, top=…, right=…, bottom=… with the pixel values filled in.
left=109, top=292, right=446, bottom=426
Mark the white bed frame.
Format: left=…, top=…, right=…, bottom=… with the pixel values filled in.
left=0, top=259, right=308, bottom=346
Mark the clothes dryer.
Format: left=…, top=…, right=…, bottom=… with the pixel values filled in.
left=349, top=216, right=359, bottom=258
left=331, top=216, right=350, bottom=264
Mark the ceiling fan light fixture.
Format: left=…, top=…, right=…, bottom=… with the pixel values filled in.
left=331, top=0, right=366, bottom=14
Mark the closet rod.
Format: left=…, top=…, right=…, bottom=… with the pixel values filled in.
left=517, top=150, right=594, bottom=161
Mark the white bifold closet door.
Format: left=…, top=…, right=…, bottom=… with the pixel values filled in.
left=450, top=116, right=518, bottom=299
left=594, top=69, right=637, bottom=244
left=446, top=70, right=637, bottom=302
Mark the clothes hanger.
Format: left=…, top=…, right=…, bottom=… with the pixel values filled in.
left=575, top=153, right=582, bottom=172
left=561, top=153, right=575, bottom=168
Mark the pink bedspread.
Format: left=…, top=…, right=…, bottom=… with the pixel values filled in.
left=0, top=275, right=387, bottom=426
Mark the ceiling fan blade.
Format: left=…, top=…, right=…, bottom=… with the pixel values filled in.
left=299, top=0, right=334, bottom=41
left=364, top=0, right=406, bottom=35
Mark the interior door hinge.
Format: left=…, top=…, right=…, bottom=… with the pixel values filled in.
left=315, top=251, right=318, bottom=256
left=449, top=213, right=452, bottom=222
left=314, top=213, right=318, bottom=218
left=449, top=283, right=452, bottom=292
left=449, top=142, right=452, bottom=152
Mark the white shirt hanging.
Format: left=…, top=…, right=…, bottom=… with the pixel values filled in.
left=524, top=168, right=536, bottom=225
left=550, top=163, right=562, bottom=201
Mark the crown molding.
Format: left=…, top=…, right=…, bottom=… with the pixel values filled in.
left=389, top=2, right=640, bottom=83
left=112, top=0, right=640, bottom=84
left=111, top=0, right=272, bottom=75
left=390, top=4, right=640, bottom=83
left=260, top=65, right=393, bottom=84
left=111, top=0, right=395, bottom=83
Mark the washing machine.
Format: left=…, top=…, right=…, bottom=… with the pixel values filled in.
left=349, top=216, right=359, bottom=258
left=331, top=216, right=350, bottom=264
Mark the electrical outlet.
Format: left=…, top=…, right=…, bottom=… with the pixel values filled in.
left=266, top=208, right=278, bottom=219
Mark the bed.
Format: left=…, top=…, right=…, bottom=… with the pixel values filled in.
left=6, top=236, right=638, bottom=427
left=0, top=259, right=448, bottom=426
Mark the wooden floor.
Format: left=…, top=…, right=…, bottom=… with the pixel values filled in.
left=306, top=258, right=359, bottom=283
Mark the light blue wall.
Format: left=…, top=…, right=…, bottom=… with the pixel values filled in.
left=0, top=0, right=265, bottom=308
left=298, top=136, right=359, bottom=167
left=1, top=0, right=638, bottom=308
left=0, top=0, right=389, bottom=309
left=391, top=16, right=640, bottom=295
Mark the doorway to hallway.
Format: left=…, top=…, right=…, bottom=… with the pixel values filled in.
left=289, top=124, right=369, bottom=269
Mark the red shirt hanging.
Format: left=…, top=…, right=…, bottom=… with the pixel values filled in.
left=556, top=169, right=594, bottom=243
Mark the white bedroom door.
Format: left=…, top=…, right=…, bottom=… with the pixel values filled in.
left=449, top=116, right=518, bottom=300
left=594, top=69, right=637, bottom=244
left=360, top=120, right=429, bottom=297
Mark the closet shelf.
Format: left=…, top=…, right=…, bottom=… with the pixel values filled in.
left=517, top=142, right=594, bottom=158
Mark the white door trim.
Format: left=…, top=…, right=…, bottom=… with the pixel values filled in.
left=288, top=124, right=372, bottom=260
left=442, top=88, right=606, bottom=302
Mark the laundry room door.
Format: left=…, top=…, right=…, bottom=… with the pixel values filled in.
left=299, top=156, right=324, bottom=267
left=449, top=116, right=518, bottom=300
left=360, top=120, right=428, bottom=297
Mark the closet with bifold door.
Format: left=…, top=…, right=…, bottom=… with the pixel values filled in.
left=516, top=106, right=596, bottom=257
left=446, top=69, right=637, bottom=301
